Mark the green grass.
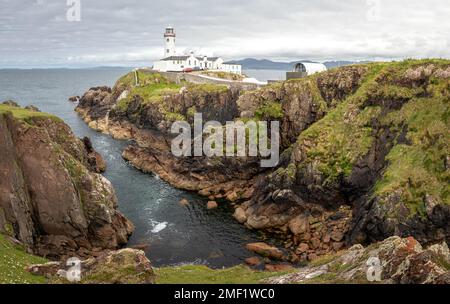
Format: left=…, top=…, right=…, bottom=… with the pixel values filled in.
left=116, top=82, right=181, bottom=111
left=0, top=104, right=61, bottom=124
left=0, top=234, right=48, bottom=284
left=114, top=71, right=228, bottom=120
left=374, top=96, right=450, bottom=214
left=115, top=70, right=171, bottom=88
left=154, top=264, right=294, bottom=284
left=292, top=60, right=450, bottom=188
left=293, top=63, right=391, bottom=184
left=114, top=70, right=180, bottom=111
left=255, top=101, right=283, bottom=120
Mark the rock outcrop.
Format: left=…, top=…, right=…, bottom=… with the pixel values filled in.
left=75, top=70, right=262, bottom=199
left=0, top=103, right=134, bottom=260
left=74, top=61, right=450, bottom=263
left=265, top=236, right=450, bottom=284
left=28, top=248, right=155, bottom=284
left=245, top=61, right=450, bottom=258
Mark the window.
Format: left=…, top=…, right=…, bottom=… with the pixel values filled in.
left=189, top=60, right=191, bottom=65
left=166, top=38, right=169, bottom=42
left=167, top=49, right=169, bottom=53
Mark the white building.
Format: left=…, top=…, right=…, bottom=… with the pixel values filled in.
left=153, top=27, right=241, bottom=74
left=286, top=62, right=327, bottom=80
left=294, top=62, right=327, bottom=75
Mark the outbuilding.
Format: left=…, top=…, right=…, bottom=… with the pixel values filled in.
left=286, top=62, right=327, bottom=80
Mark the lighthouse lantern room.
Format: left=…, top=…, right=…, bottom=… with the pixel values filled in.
left=164, top=26, right=176, bottom=57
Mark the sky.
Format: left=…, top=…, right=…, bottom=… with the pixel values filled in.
left=0, top=0, right=449, bottom=68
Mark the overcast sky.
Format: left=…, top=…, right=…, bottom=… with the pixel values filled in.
left=0, top=0, right=449, bottom=67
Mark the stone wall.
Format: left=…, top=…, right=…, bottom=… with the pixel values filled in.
left=142, top=69, right=258, bottom=90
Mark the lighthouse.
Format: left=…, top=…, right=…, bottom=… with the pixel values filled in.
left=164, top=26, right=176, bottom=57
left=153, top=27, right=242, bottom=74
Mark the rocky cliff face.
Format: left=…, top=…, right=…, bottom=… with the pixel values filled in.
left=75, top=70, right=261, bottom=200
left=244, top=61, right=450, bottom=260
left=0, top=103, right=134, bottom=260
left=74, top=61, right=450, bottom=263
left=266, top=236, right=450, bottom=284
left=28, top=248, right=155, bottom=284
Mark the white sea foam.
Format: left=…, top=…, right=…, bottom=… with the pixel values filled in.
left=151, top=221, right=168, bottom=233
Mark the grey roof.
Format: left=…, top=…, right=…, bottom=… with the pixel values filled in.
left=162, top=55, right=222, bottom=62
left=162, top=56, right=190, bottom=61
left=196, top=56, right=220, bottom=61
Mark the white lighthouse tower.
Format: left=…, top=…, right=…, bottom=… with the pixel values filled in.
left=164, top=26, right=176, bottom=57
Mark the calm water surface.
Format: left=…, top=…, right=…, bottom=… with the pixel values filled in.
left=0, top=68, right=283, bottom=267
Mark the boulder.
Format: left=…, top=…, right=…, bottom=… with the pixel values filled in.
left=245, top=242, right=284, bottom=260
left=288, top=215, right=309, bottom=235
left=233, top=207, right=247, bottom=223
left=245, top=256, right=262, bottom=266
left=179, top=198, right=189, bottom=206
left=28, top=248, right=155, bottom=284
left=68, top=96, right=80, bottom=102
left=265, top=264, right=294, bottom=272
left=296, top=243, right=309, bottom=254
left=2, top=100, right=19, bottom=107
left=24, top=105, right=40, bottom=112
left=246, top=215, right=270, bottom=229
left=207, top=201, right=218, bottom=209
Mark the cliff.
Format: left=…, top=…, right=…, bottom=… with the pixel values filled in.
left=75, top=70, right=259, bottom=199
left=0, top=103, right=134, bottom=260
left=74, top=60, right=450, bottom=263
left=243, top=60, right=450, bottom=258
left=266, top=236, right=450, bottom=284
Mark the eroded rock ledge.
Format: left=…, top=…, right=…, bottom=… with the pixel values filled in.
left=265, top=236, right=450, bottom=284
left=28, top=248, right=155, bottom=284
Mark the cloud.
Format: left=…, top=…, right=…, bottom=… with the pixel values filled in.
left=0, top=0, right=449, bottom=67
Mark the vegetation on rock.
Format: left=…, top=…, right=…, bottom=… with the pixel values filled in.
left=0, top=104, right=133, bottom=260
left=155, top=264, right=293, bottom=284
left=265, top=236, right=450, bottom=284
left=0, top=234, right=48, bottom=284
left=74, top=60, right=450, bottom=267
left=0, top=104, right=62, bottom=124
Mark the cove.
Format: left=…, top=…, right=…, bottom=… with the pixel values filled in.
left=0, top=68, right=268, bottom=268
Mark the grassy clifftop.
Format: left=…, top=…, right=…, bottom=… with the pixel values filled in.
left=0, top=104, right=62, bottom=124
left=155, top=264, right=292, bottom=284
left=0, top=234, right=47, bottom=284
left=298, top=60, right=449, bottom=211
left=113, top=70, right=230, bottom=123
left=240, top=59, right=449, bottom=246
left=259, top=60, right=449, bottom=210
